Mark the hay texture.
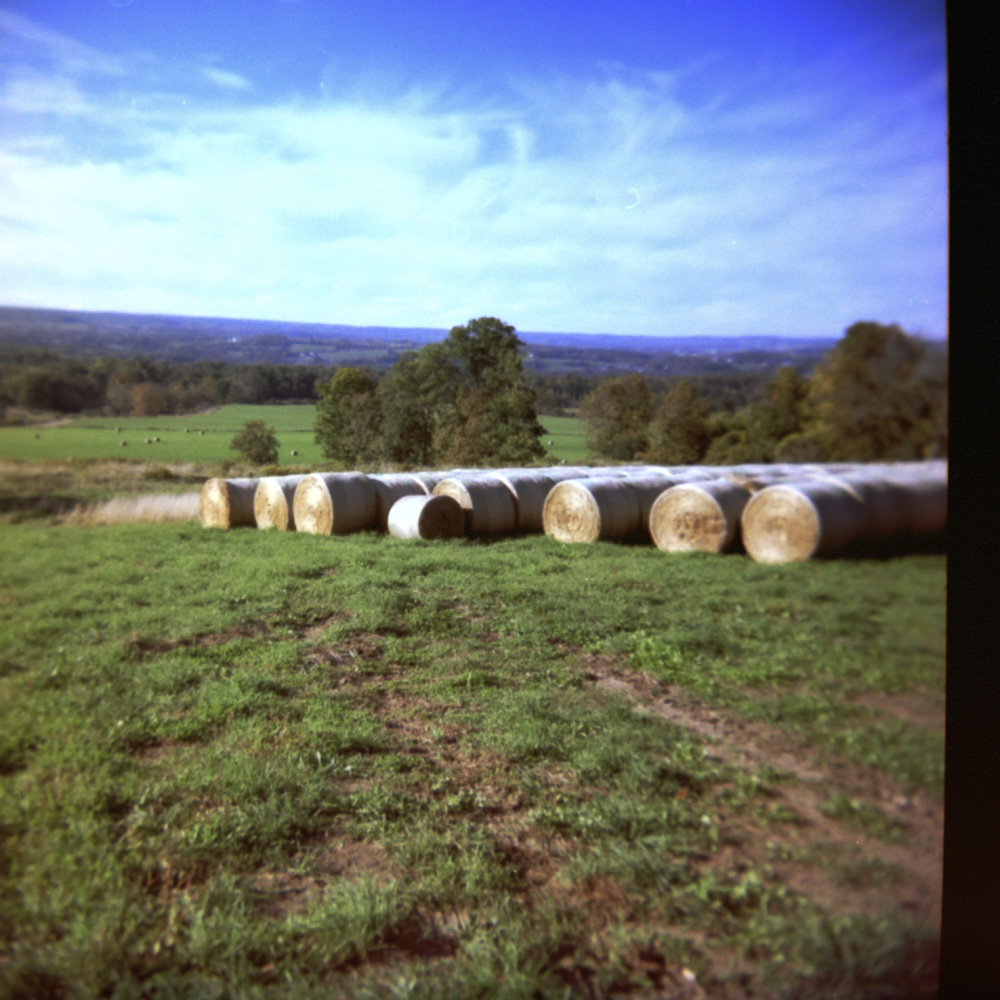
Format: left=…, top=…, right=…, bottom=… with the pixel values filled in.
left=254, top=475, right=307, bottom=531
left=740, top=478, right=869, bottom=563
left=649, top=479, right=752, bottom=553
left=369, top=473, right=430, bottom=531
left=292, top=473, right=377, bottom=536
left=432, top=476, right=517, bottom=535
left=387, top=494, right=466, bottom=540
left=542, top=476, right=643, bottom=544
left=623, top=472, right=694, bottom=534
left=199, top=477, right=260, bottom=530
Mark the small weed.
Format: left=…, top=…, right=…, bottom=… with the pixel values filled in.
left=820, top=793, right=909, bottom=842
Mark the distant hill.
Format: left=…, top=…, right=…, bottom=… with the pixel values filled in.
left=0, top=305, right=942, bottom=381
left=0, top=304, right=833, bottom=350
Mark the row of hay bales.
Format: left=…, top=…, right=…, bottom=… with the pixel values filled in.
left=198, top=461, right=947, bottom=563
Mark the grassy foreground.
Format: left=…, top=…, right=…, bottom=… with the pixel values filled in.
left=0, top=495, right=943, bottom=997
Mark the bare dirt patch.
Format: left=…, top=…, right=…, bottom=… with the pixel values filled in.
left=249, top=833, right=398, bottom=919
left=124, top=621, right=272, bottom=658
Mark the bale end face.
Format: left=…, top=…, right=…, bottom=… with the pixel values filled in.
left=254, top=476, right=304, bottom=532
left=199, top=477, right=259, bottom=530
left=650, top=481, right=750, bottom=553
left=651, top=488, right=727, bottom=552
left=542, top=481, right=602, bottom=543
left=741, top=486, right=823, bottom=563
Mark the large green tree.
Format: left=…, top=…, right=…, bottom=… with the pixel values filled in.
left=434, top=317, right=546, bottom=466
left=580, top=373, right=652, bottom=460
left=314, top=367, right=383, bottom=466
left=377, top=343, right=469, bottom=468
left=379, top=318, right=545, bottom=468
left=644, top=379, right=710, bottom=465
left=806, top=321, right=946, bottom=460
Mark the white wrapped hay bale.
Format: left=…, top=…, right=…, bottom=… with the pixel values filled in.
left=542, top=476, right=643, bottom=543
left=254, top=475, right=308, bottom=531
left=537, top=466, right=595, bottom=480
left=368, top=473, right=430, bottom=531
left=410, top=470, right=454, bottom=493
left=488, top=471, right=561, bottom=532
left=740, top=478, right=870, bottom=563
left=431, top=476, right=517, bottom=535
left=836, top=472, right=907, bottom=538
left=724, top=464, right=801, bottom=493
left=199, top=478, right=260, bottom=530
left=292, top=473, right=377, bottom=535
left=649, top=478, right=752, bottom=553
left=893, top=463, right=947, bottom=535
left=387, top=494, right=466, bottom=540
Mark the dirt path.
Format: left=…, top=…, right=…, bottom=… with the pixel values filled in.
left=580, top=654, right=943, bottom=930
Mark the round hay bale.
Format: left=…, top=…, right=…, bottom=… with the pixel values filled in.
left=387, top=494, right=466, bottom=540
left=432, top=476, right=517, bottom=535
left=254, top=475, right=308, bottom=531
left=897, top=474, right=947, bottom=535
left=410, top=470, right=453, bottom=492
left=369, top=473, right=430, bottom=531
left=835, top=472, right=907, bottom=539
left=650, top=478, right=752, bottom=553
left=487, top=471, right=560, bottom=532
left=199, top=477, right=260, bottom=530
left=618, top=471, right=706, bottom=539
left=740, top=479, right=869, bottom=563
left=292, top=473, right=377, bottom=535
left=542, top=477, right=643, bottom=543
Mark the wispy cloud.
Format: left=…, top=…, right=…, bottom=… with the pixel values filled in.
left=0, top=14, right=947, bottom=337
left=202, top=67, right=254, bottom=92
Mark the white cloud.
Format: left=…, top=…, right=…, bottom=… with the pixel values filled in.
left=0, top=14, right=947, bottom=337
left=202, top=67, right=254, bottom=92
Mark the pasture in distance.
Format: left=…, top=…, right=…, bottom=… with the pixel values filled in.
left=0, top=458, right=944, bottom=999
left=0, top=405, right=584, bottom=467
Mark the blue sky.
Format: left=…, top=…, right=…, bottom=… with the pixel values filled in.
left=0, top=1, right=947, bottom=339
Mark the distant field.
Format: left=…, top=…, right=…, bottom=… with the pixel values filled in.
left=0, top=406, right=323, bottom=465
left=538, top=415, right=589, bottom=463
left=0, top=406, right=590, bottom=466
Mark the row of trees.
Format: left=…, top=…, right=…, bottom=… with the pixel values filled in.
left=314, top=318, right=546, bottom=468
left=581, top=322, right=947, bottom=463
left=0, top=354, right=327, bottom=417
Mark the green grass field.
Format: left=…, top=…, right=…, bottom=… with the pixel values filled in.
left=0, top=468, right=944, bottom=998
left=0, top=406, right=589, bottom=466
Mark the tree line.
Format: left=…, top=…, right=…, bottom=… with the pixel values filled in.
left=0, top=353, right=327, bottom=417
left=2, top=315, right=946, bottom=466
left=580, top=322, right=947, bottom=464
